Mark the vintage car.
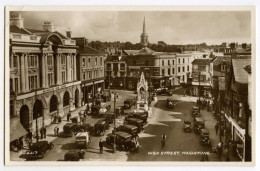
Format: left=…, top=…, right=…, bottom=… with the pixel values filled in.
left=194, top=117, right=205, bottom=134
left=183, top=120, right=192, bottom=132
left=200, top=129, right=211, bottom=146
left=93, top=119, right=109, bottom=136
left=63, top=123, right=93, bottom=136
left=29, top=141, right=54, bottom=156
left=192, top=106, right=200, bottom=117
left=166, top=98, right=174, bottom=108
left=64, top=150, right=85, bottom=161
left=124, top=99, right=135, bottom=109
left=75, top=132, right=91, bottom=148
left=126, top=112, right=148, bottom=124
left=91, top=105, right=101, bottom=115
left=116, top=124, right=138, bottom=137
left=106, top=131, right=139, bottom=152
left=156, top=88, right=173, bottom=96
left=124, top=118, right=144, bottom=133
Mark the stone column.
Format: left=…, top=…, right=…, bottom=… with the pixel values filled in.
left=56, top=54, right=61, bottom=84
left=24, top=53, right=29, bottom=91
left=20, top=54, right=25, bottom=92
left=41, top=54, right=46, bottom=88
left=45, top=54, right=49, bottom=87
left=66, top=54, right=70, bottom=82
left=73, top=54, right=77, bottom=81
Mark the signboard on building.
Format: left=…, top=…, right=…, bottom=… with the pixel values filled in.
left=218, top=77, right=226, bottom=90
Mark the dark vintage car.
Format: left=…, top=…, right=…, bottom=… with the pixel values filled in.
left=156, top=88, right=173, bottom=96
left=93, top=119, right=109, bottom=136
left=124, top=99, right=135, bottom=109
left=183, top=120, right=192, bottom=132
left=166, top=98, right=174, bottom=108
left=91, top=105, right=101, bottom=115
left=126, top=112, right=148, bottom=124
left=194, top=117, right=205, bottom=134
left=124, top=118, right=144, bottom=133
left=200, top=129, right=211, bottom=146
left=29, top=141, right=54, bottom=157
left=192, top=106, right=200, bottom=117
left=100, top=113, right=115, bottom=124
left=64, top=150, right=85, bottom=161
left=106, top=131, right=139, bottom=152
left=116, top=124, right=138, bottom=137
left=63, top=123, right=93, bottom=136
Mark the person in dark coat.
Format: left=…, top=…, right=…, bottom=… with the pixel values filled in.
left=40, top=127, right=44, bottom=139
left=43, top=127, right=47, bottom=138
left=67, top=112, right=71, bottom=121
left=215, top=123, right=219, bottom=135
left=58, top=115, right=62, bottom=123
left=99, top=139, right=103, bottom=154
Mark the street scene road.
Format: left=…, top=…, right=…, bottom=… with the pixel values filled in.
left=12, top=88, right=224, bottom=162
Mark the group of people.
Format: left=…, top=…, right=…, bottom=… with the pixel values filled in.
left=196, top=98, right=213, bottom=111
left=51, top=114, right=62, bottom=124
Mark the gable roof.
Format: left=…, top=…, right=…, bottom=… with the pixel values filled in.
left=232, top=59, right=251, bottom=84
left=10, top=25, right=33, bottom=35
left=213, top=56, right=231, bottom=66
left=192, top=58, right=213, bottom=65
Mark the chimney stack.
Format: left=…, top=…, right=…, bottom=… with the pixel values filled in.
left=10, top=13, right=24, bottom=29
left=43, top=21, right=54, bottom=32
left=66, top=30, right=72, bottom=39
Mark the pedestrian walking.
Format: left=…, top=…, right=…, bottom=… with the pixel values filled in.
left=58, top=115, right=62, bottom=124
left=215, top=123, right=219, bottom=135
left=40, top=127, right=44, bottom=139
left=56, top=126, right=59, bottom=136
left=67, top=112, right=71, bottom=121
left=54, top=126, right=57, bottom=136
left=43, top=127, right=47, bottom=138
left=99, top=139, right=103, bottom=154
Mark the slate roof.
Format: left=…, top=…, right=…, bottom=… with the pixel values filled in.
left=78, top=45, right=105, bottom=56
left=232, top=59, right=251, bottom=84
left=123, top=50, right=139, bottom=55
left=213, top=56, right=231, bottom=66
left=10, top=25, right=32, bottom=35
left=192, top=58, right=213, bottom=65
left=124, top=47, right=155, bottom=55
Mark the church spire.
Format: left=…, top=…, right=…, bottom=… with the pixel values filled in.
left=140, top=17, right=148, bottom=47
left=143, top=17, right=146, bottom=33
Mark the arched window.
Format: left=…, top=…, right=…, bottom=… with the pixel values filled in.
left=63, top=91, right=70, bottom=107
left=50, top=95, right=58, bottom=113
left=33, top=100, right=43, bottom=119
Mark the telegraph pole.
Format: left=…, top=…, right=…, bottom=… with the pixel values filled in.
left=113, top=93, right=117, bottom=153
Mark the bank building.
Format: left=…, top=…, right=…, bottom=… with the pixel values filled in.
left=9, top=14, right=82, bottom=143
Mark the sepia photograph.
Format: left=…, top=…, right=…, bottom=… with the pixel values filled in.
left=4, top=6, right=256, bottom=166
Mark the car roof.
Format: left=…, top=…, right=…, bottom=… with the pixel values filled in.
left=95, top=119, right=106, bottom=124
left=124, top=124, right=138, bottom=129
left=115, top=131, right=132, bottom=138
left=76, top=132, right=89, bottom=137
left=195, top=117, right=204, bottom=121
left=126, top=118, right=143, bottom=122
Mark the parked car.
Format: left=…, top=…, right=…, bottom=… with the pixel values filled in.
left=75, top=132, right=91, bottom=149
left=116, top=124, right=138, bottom=137
left=100, top=113, right=115, bottom=124
left=183, top=120, right=192, bottom=132
left=106, top=131, right=139, bottom=152
left=156, top=88, right=173, bottom=96
left=124, top=117, right=144, bottom=133
left=91, top=105, right=100, bottom=115
left=166, top=98, right=174, bottom=108
left=124, top=99, right=135, bottom=109
left=194, top=117, right=205, bottom=134
left=93, top=119, right=109, bottom=136
left=192, top=106, right=200, bottom=117
left=63, top=123, right=93, bottom=136
left=200, top=129, right=211, bottom=146
left=64, top=150, right=85, bottom=161
left=29, top=141, right=54, bottom=156
left=126, top=112, right=148, bottom=124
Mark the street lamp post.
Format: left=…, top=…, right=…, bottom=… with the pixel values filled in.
left=113, top=93, right=117, bottom=153
left=198, top=71, right=201, bottom=111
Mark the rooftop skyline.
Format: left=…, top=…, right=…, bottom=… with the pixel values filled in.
left=15, top=11, right=251, bottom=45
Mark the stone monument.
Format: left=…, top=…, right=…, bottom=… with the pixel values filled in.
left=136, top=72, right=148, bottom=112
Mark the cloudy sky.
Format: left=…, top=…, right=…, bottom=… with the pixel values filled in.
left=16, top=11, right=251, bottom=45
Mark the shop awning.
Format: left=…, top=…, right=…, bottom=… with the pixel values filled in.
left=10, top=118, right=28, bottom=142
left=192, top=82, right=211, bottom=87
